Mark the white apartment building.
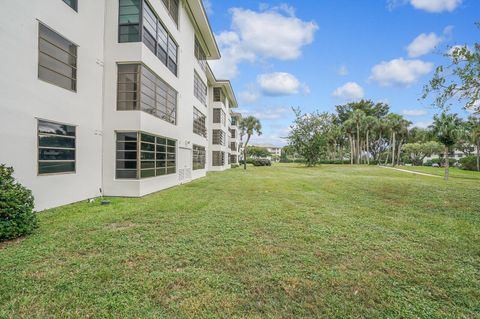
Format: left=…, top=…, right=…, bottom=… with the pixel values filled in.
left=253, top=144, right=283, bottom=161
left=0, top=0, right=241, bottom=210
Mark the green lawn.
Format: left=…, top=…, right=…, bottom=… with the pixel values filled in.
left=394, top=165, right=480, bottom=181
left=1, top=164, right=479, bottom=318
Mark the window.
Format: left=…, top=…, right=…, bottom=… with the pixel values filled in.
left=118, top=0, right=141, bottom=42
left=230, top=154, right=237, bottom=164
left=193, top=107, right=206, bottom=137
left=161, top=0, right=179, bottom=26
left=142, top=2, right=178, bottom=75
left=212, top=151, right=225, bottom=166
left=38, top=120, right=76, bottom=175
left=193, top=145, right=206, bottom=170
left=230, top=128, right=236, bottom=139
left=212, top=130, right=225, bottom=146
left=231, top=116, right=238, bottom=126
left=213, top=88, right=225, bottom=103
left=213, top=109, right=226, bottom=125
left=117, top=64, right=177, bottom=124
left=230, top=142, right=237, bottom=151
left=194, top=36, right=207, bottom=72
left=38, top=23, right=77, bottom=91
left=116, top=132, right=176, bottom=179
left=63, top=0, right=78, bottom=11
left=194, top=71, right=207, bottom=106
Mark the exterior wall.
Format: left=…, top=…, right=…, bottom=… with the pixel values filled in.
left=208, top=89, right=231, bottom=171
left=0, top=1, right=105, bottom=210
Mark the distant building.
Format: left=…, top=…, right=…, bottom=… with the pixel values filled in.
left=251, top=144, right=282, bottom=161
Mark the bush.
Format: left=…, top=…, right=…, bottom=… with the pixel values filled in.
left=0, top=165, right=37, bottom=242
left=231, top=164, right=240, bottom=169
left=459, top=156, right=479, bottom=171
left=252, top=159, right=272, bottom=166
left=423, top=158, right=457, bottom=167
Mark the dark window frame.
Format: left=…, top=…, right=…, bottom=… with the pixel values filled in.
left=194, top=71, right=207, bottom=106
left=192, top=145, right=206, bottom=170
left=193, top=107, right=207, bottom=138
left=62, top=0, right=78, bottom=11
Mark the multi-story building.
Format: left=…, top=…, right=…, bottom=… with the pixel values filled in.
left=252, top=144, right=283, bottom=161
left=0, top=0, right=240, bottom=210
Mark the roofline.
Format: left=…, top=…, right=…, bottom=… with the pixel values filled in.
left=185, top=0, right=220, bottom=60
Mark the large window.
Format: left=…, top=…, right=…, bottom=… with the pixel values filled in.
left=192, top=145, right=206, bottom=170
left=117, top=64, right=177, bottom=124
left=118, top=0, right=141, bottom=42
left=230, top=142, right=237, bottom=151
left=62, top=0, right=78, bottom=11
left=116, top=132, right=176, bottom=179
left=212, top=130, right=225, bottom=146
left=213, top=88, right=225, bottom=103
left=194, top=71, right=207, bottom=106
left=230, top=128, right=236, bottom=139
left=118, top=0, right=178, bottom=75
left=230, top=154, right=237, bottom=165
left=161, top=0, right=179, bottom=25
left=212, top=151, right=225, bottom=167
left=38, top=23, right=77, bottom=91
left=38, top=120, right=76, bottom=175
left=193, top=107, right=206, bottom=137
left=213, top=108, right=226, bottom=125
left=194, top=36, right=207, bottom=72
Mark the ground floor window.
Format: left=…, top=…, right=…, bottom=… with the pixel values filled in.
left=116, top=131, right=176, bottom=179
left=38, top=119, right=76, bottom=175
left=193, top=145, right=206, bottom=170
left=212, top=151, right=225, bottom=167
left=230, top=154, right=237, bottom=165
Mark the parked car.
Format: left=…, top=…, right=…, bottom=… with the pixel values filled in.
left=432, top=163, right=440, bottom=168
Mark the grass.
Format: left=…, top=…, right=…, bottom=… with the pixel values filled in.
left=394, top=165, right=480, bottom=181
left=1, top=164, right=479, bottom=318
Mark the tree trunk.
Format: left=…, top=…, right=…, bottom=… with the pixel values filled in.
left=444, top=146, right=449, bottom=181
left=243, top=135, right=251, bottom=170
left=385, top=136, right=392, bottom=165
left=366, top=130, right=370, bottom=165
left=349, top=135, right=353, bottom=165
left=391, top=132, right=396, bottom=167
left=356, top=124, right=360, bottom=164
left=397, top=139, right=403, bottom=166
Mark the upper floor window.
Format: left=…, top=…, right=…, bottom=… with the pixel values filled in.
left=38, top=120, right=76, bottom=175
left=213, top=108, right=226, bottom=126
left=118, top=0, right=178, bottom=76
left=161, top=0, right=179, bottom=26
left=62, top=0, right=78, bottom=11
left=38, top=23, right=77, bottom=91
left=194, top=36, right=207, bottom=72
left=193, top=107, right=207, bottom=138
left=213, top=88, right=225, bottom=103
left=212, top=130, right=225, bottom=146
left=194, top=71, right=207, bottom=106
left=117, top=63, right=177, bottom=124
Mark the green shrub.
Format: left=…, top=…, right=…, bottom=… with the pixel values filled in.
left=231, top=164, right=240, bottom=169
left=253, top=159, right=272, bottom=166
left=0, top=164, right=37, bottom=242
left=459, top=156, right=479, bottom=171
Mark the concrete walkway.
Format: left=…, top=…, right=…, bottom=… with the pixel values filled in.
left=379, top=166, right=441, bottom=178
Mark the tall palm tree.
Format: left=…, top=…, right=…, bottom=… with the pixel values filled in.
left=466, top=116, right=480, bottom=171
left=363, top=116, right=378, bottom=165
left=431, top=113, right=463, bottom=180
left=395, top=118, right=412, bottom=166
left=239, top=116, right=262, bottom=170
left=349, top=110, right=366, bottom=164
left=385, top=114, right=403, bottom=166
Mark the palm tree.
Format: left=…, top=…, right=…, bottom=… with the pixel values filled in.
left=363, top=116, right=378, bottom=165
left=385, top=114, right=403, bottom=166
left=239, top=116, right=262, bottom=170
left=466, top=116, right=480, bottom=171
left=348, top=110, right=366, bottom=164
left=431, top=113, right=463, bottom=180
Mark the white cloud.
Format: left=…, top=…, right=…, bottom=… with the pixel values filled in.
left=338, top=64, right=349, bottom=76
left=209, top=6, right=318, bottom=78
left=257, top=72, right=302, bottom=96
left=402, top=109, right=428, bottom=116
left=332, top=82, right=365, bottom=100
left=411, top=121, right=433, bottom=129
left=410, top=0, right=462, bottom=12
left=407, top=32, right=443, bottom=57
left=238, top=106, right=290, bottom=121
left=369, top=58, right=434, bottom=87
left=387, top=0, right=462, bottom=13
left=203, top=0, right=213, bottom=15
left=238, top=90, right=259, bottom=104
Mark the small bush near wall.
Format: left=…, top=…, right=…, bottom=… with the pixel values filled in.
left=253, top=159, right=272, bottom=166
left=0, top=164, right=37, bottom=242
left=459, top=156, right=479, bottom=171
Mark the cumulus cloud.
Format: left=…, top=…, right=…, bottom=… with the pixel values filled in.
left=257, top=72, right=302, bottom=96
left=332, top=82, right=365, bottom=100
left=387, top=0, right=462, bottom=13
left=369, top=58, right=434, bottom=87
left=402, top=109, right=428, bottom=116
left=407, top=32, right=443, bottom=57
left=209, top=6, right=318, bottom=79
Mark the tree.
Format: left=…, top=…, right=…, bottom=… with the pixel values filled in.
left=336, top=99, right=390, bottom=123
left=287, top=109, right=330, bottom=167
left=363, top=116, right=378, bottom=165
left=246, top=146, right=270, bottom=158
left=402, top=141, right=444, bottom=166
left=422, top=23, right=480, bottom=113
left=431, top=113, right=464, bottom=180
left=239, top=116, right=262, bottom=170
left=466, top=115, right=480, bottom=171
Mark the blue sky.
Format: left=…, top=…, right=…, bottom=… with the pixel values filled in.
left=205, top=0, right=479, bottom=146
